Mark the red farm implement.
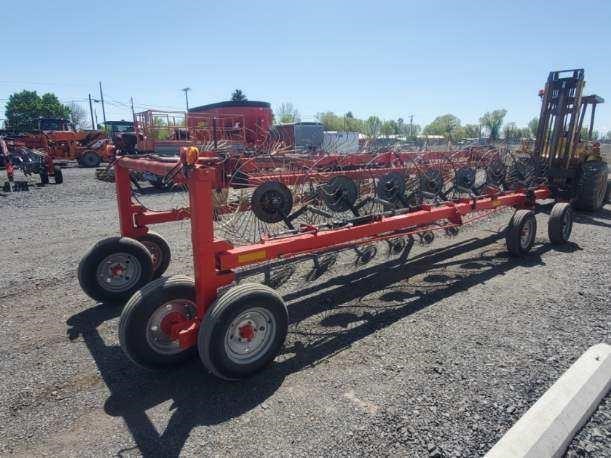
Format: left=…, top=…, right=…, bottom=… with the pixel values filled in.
left=78, top=69, right=605, bottom=380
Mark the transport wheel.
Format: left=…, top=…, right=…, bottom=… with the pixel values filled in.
left=575, top=161, right=608, bottom=211
left=119, top=276, right=198, bottom=369
left=53, top=166, right=63, bottom=184
left=506, top=209, right=537, bottom=256
left=198, top=283, right=288, bottom=381
left=39, top=170, right=49, bottom=185
left=548, top=202, right=573, bottom=244
left=137, top=232, right=171, bottom=278
left=80, top=150, right=101, bottom=168
left=78, top=237, right=154, bottom=303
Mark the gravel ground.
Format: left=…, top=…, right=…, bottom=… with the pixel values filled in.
left=0, top=167, right=609, bottom=457
left=567, top=394, right=610, bottom=457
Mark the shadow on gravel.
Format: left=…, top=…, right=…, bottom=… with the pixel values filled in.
left=573, top=207, right=611, bottom=229
left=66, top=232, right=575, bottom=457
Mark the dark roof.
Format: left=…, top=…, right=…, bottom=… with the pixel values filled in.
left=273, top=122, right=323, bottom=127
left=104, top=120, right=133, bottom=125
left=582, top=95, right=605, bottom=104
left=189, top=100, right=271, bottom=112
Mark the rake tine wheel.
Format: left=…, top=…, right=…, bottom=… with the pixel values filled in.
left=362, top=151, right=408, bottom=213
left=410, top=150, right=454, bottom=203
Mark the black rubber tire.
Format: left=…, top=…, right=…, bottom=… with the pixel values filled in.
left=39, top=171, right=49, bottom=185
left=198, top=283, right=288, bottom=381
left=137, top=232, right=171, bottom=279
left=548, top=202, right=573, bottom=245
left=78, top=236, right=154, bottom=303
left=119, top=275, right=198, bottom=370
left=575, top=161, right=608, bottom=211
left=53, top=166, right=63, bottom=184
left=506, top=209, right=537, bottom=256
left=80, top=150, right=101, bottom=168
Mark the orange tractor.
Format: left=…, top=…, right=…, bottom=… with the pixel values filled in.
left=18, top=118, right=112, bottom=167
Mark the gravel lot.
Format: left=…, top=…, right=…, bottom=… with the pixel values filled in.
left=0, top=167, right=609, bottom=457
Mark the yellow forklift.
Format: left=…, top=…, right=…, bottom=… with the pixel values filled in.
left=534, top=69, right=607, bottom=210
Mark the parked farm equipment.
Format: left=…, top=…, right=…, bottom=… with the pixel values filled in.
left=78, top=69, right=606, bottom=380
left=1, top=136, right=63, bottom=191
left=16, top=118, right=110, bottom=167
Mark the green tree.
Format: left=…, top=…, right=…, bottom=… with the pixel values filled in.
left=397, top=118, right=405, bottom=136
left=380, top=120, right=395, bottom=137
left=463, top=123, right=481, bottom=139
left=580, top=128, right=599, bottom=141
left=5, top=90, right=70, bottom=132
left=423, top=114, right=462, bottom=141
left=479, top=109, right=507, bottom=141
left=343, top=111, right=362, bottom=132
left=528, top=117, right=539, bottom=137
left=275, top=103, right=300, bottom=123
left=316, top=111, right=344, bottom=131
left=230, top=89, right=247, bottom=102
left=605, top=131, right=611, bottom=141
left=364, top=116, right=382, bottom=138
left=68, top=102, right=88, bottom=129
left=519, top=127, right=532, bottom=139
left=503, top=122, right=521, bottom=142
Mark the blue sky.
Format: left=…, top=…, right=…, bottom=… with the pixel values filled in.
left=1, top=0, right=610, bottom=133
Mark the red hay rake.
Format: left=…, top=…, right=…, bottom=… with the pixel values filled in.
left=78, top=141, right=573, bottom=380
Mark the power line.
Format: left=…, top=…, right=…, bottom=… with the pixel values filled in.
left=0, top=80, right=91, bottom=87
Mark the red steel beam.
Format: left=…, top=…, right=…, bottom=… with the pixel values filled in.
left=218, top=187, right=551, bottom=270
left=134, top=209, right=190, bottom=226
left=117, top=156, right=180, bottom=176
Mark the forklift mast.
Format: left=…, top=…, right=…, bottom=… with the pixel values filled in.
left=534, top=69, right=604, bottom=169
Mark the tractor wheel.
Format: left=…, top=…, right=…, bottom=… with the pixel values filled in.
left=39, top=170, right=49, bottom=185
left=198, top=283, right=288, bottom=381
left=137, top=232, right=171, bottom=278
left=78, top=237, right=154, bottom=303
left=80, top=150, right=101, bottom=168
left=506, top=209, right=537, bottom=256
left=119, top=276, right=198, bottom=369
left=548, top=202, right=573, bottom=245
left=575, top=161, right=608, bottom=211
left=53, top=166, right=63, bottom=184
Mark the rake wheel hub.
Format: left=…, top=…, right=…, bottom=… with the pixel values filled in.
left=420, top=169, right=444, bottom=195
left=376, top=172, right=406, bottom=204
left=320, top=176, right=358, bottom=212
left=251, top=181, right=293, bottom=223
left=455, top=167, right=476, bottom=189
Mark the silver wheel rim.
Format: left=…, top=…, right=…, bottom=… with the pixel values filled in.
left=141, top=240, right=162, bottom=271
left=224, top=307, right=276, bottom=365
left=96, top=253, right=141, bottom=292
left=562, top=209, right=572, bottom=239
left=146, top=299, right=196, bottom=355
left=520, top=218, right=535, bottom=250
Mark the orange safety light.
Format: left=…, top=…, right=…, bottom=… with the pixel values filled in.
left=186, top=146, right=199, bottom=165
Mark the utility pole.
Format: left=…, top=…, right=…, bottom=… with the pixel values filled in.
left=409, top=115, right=414, bottom=138
left=99, top=81, right=107, bottom=129
left=88, top=94, right=95, bottom=130
left=182, top=87, right=191, bottom=111
left=130, top=97, right=135, bottom=121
